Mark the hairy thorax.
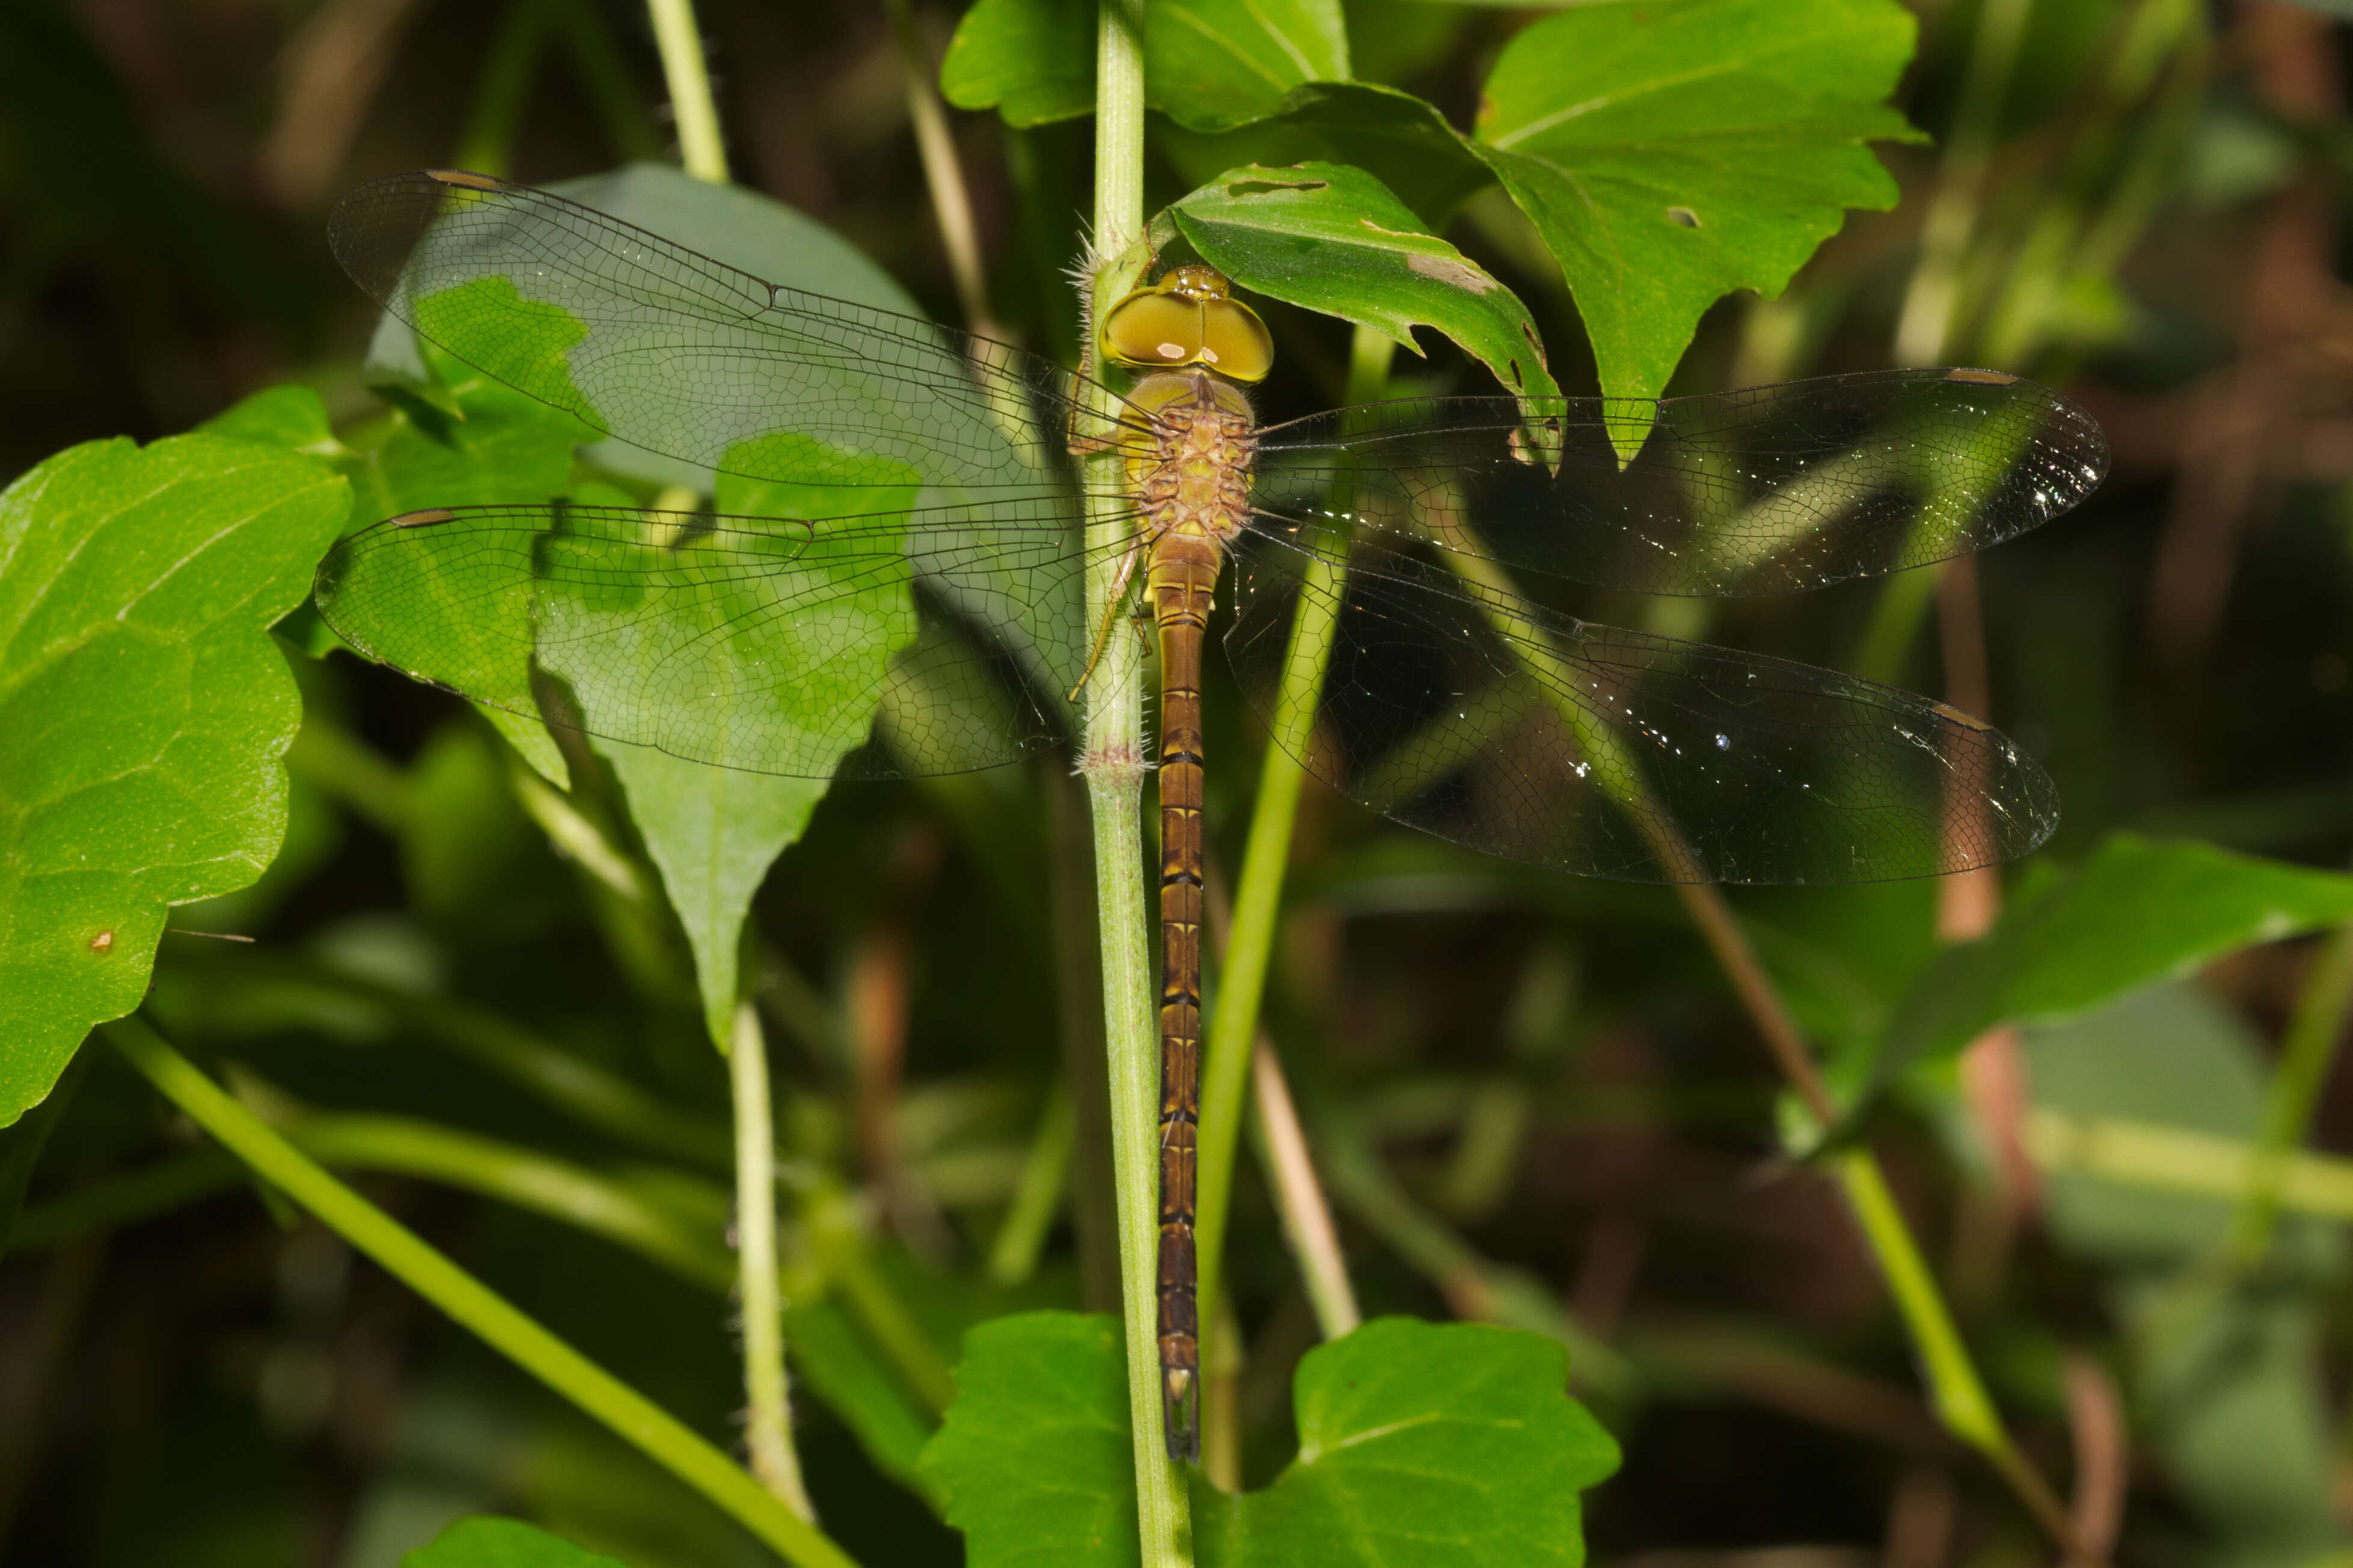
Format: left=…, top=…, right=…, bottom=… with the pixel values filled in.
left=1124, top=370, right=1256, bottom=560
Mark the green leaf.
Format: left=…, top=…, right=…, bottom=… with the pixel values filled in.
left=0, top=434, right=348, bottom=1123
left=404, top=1515, right=636, bottom=1568
left=942, top=0, right=1094, bottom=129
left=1472, top=0, right=1921, bottom=411
left=198, top=385, right=338, bottom=454
left=917, top=1313, right=1136, bottom=1567
left=941, top=0, right=1349, bottom=134
left=594, top=436, right=921, bottom=1048
left=919, top=1313, right=1619, bottom=1567
left=1874, top=834, right=2353, bottom=1094
left=1166, top=162, right=1559, bottom=400
left=1246, top=82, right=1493, bottom=227
left=1145, top=0, right=1348, bottom=133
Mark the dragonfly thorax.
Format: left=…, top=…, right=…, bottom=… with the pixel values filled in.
left=1127, top=369, right=1256, bottom=553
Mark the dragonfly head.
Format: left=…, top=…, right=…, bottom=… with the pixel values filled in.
left=1101, top=264, right=1273, bottom=386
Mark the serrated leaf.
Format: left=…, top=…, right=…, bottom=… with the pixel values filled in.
left=1167, top=162, right=1559, bottom=399
left=1873, top=834, right=2353, bottom=1094
left=942, top=0, right=1095, bottom=129
left=941, top=0, right=1349, bottom=135
left=1145, top=0, right=1348, bottom=133
left=918, top=1313, right=1618, bottom=1567
left=0, top=434, right=348, bottom=1123
left=404, top=1515, right=635, bottom=1568
left=1473, top=0, right=1922, bottom=413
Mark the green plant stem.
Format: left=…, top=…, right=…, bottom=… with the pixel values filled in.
left=2028, top=1106, right=2353, bottom=1218
left=1249, top=1040, right=1359, bottom=1340
left=1193, top=323, right=1394, bottom=1356
left=102, top=1017, right=855, bottom=1568
left=549, top=0, right=662, bottom=164
left=809, top=1187, right=960, bottom=1416
left=454, top=0, right=547, bottom=176
left=1891, top=0, right=2032, bottom=366
left=13, top=1114, right=733, bottom=1284
left=644, top=0, right=728, bottom=184
left=1082, top=0, right=1189, bottom=1558
left=988, top=1082, right=1073, bottom=1286
left=2229, top=920, right=2353, bottom=1264
left=885, top=0, right=997, bottom=340
left=178, top=955, right=731, bottom=1168
left=1833, top=1150, right=2081, bottom=1556
left=732, top=1003, right=816, bottom=1520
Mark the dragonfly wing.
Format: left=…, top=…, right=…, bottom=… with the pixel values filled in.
left=316, top=499, right=1101, bottom=779
left=1223, top=528, right=2059, bottom=885
left=1252, top=368, right=2107, bottom=598
left=329, top=171, right=1133, bottom=497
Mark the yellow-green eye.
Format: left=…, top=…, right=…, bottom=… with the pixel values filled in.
left=1100, top=265, right=1273, bottom=383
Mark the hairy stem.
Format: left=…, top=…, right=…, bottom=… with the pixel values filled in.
left=104, top=1017, right=855, bottom=1568
left=1083, top=1, right=1190, bottom=1559
left=733, top=1003, right=816, bottom=1520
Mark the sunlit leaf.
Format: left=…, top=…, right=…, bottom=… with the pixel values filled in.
left=1166, top=162, right=1559, bottom=399
left=0, top=434, right=347, bottom=1123
left=1472, top=0, right=1921, bottom=412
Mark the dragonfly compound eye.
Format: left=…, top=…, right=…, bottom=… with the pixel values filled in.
left=1101, top=267, right=1273, bottom=383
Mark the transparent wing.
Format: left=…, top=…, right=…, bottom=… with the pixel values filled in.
left=328, top=170, right=1142, bottom=495
left=1252, top=369, right=2107, bottom=599
left=1223, top=526, right=2059, bottom=886
left=315, top=498, right=1116, bottom=779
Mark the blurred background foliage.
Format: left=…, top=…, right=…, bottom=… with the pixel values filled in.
left=10, top=0, right=2353, bottom=1566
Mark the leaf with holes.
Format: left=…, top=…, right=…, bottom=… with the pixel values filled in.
left=1472, top=0, right=1921, bottom=414
left=1164, top=162, right=1559, bottom=400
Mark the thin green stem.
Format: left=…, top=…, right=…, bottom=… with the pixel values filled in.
left=988, top=1082, right=1074, bottom=1286
left=1834, top=1151, right=2085, bottom=1560
left=1249, top=1040, right=1358, bottom=1340
left=102, top=1017, right=855, bottom=1568
left=1194, top=325, right=1394, bottom=1352
left=454, top=0, right=548, bottom=177
left=1084, top=0, right=1190, bottom=1558
left=644, top=0, right=729, bottom=184
left=2229, top=920, right=2353, bottom=1264
left=1891, top=0, right=2033, bottom=366
left=13, top=1112, right=735, bottom=1287
left=549, top=0, right=663, bottom=164
left=732, top=1004, right=815, bottom=1519
left=179, top=954, right=732, bottom=1169
left=886, top=0, right=999, bottom=340
left=810, top=1187, right=959, bottom=1417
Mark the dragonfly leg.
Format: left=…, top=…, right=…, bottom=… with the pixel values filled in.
left=1066, top=541, right=1146, bottom=703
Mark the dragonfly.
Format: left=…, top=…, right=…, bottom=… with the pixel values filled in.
left=316, top=169, right=2107, bottom=1463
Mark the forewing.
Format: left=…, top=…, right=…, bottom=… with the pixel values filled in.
left=328, top=171, right=1134, bottom=495
left=1223, top=529, right=2059, bottom=885
left=314, top=499, right=1103, bottom=779
left=1252, top=368, right=2107, bottom=599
